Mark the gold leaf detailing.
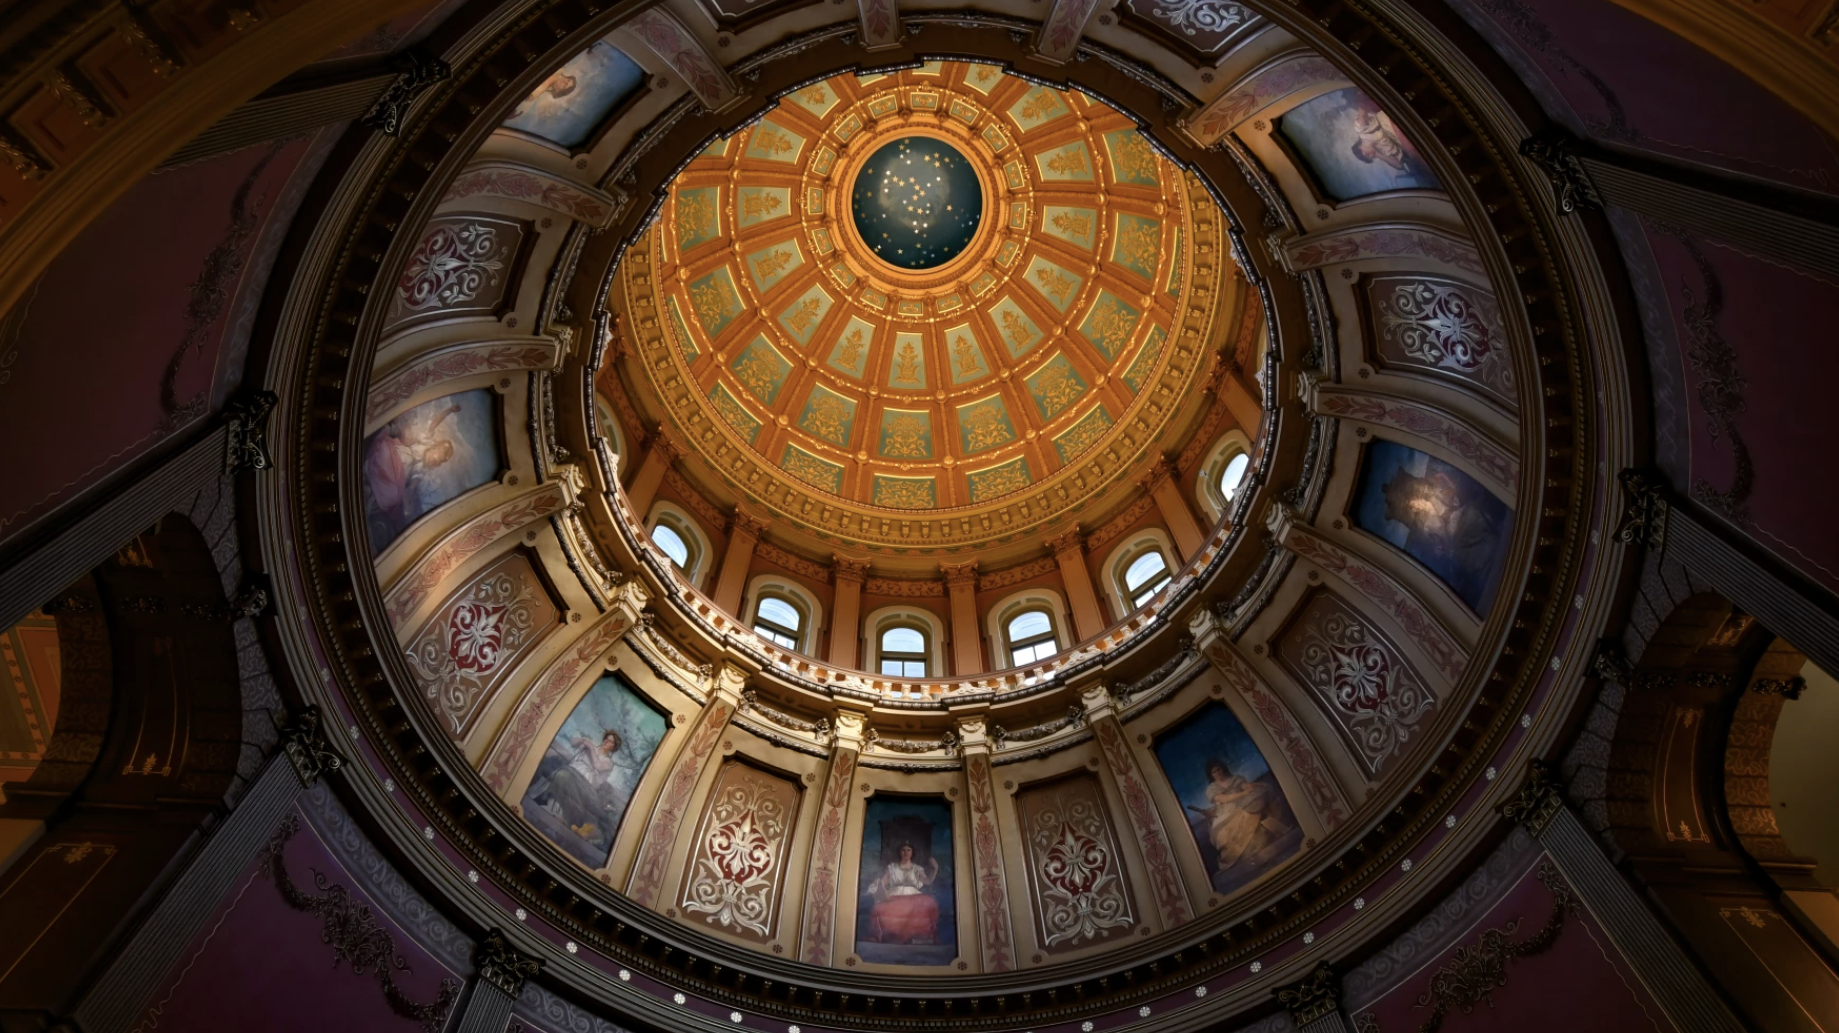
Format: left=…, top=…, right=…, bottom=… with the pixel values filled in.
left=1034, top=266, right=1074, bottom=304
left=783, top=297, right=824, bottom=336
left=892, top=341, right=923, bottom=385
left=734, top=345, right=782, bottom=401
left=782, top=448, right=841, bottom=492
left=1083, top=295, right=1137, bottom=358
left=742, top=192, right=783, bottom=220
left=881, top=413, right=931, bottom=458
left=1116, top=218, right=1159, bottom=275
left=1052, top=210, right=1092, bottom=240
left=1001, top=309, right=1036, bottom=351
left=952, top=335, right=983, bottom=377
left=874, top=477, right=935, bottom=509
left=836, top=328, right=866, bottom=370
left=1054, top=406, right=1112, bottom=462
left=1110, top=130, right=1158, bottom=183
left=1020, top=90, right=1059, bottom=120
left=960, top=398, right=1014, bottom=452
left=1046, top=147, right=1088, bottom=176
left=676, top=191, right=717, bottom=243
left=753, top=129, right=795, bottom=155
left=801, top=392, right=853, bottom=445
left=1031, top=360, right=1084, bottom=418
left=753, top=248, right=795, bottom=282
left=968, top=460, right=1030, bottom=501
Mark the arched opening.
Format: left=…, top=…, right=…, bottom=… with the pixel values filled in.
left=753, top=594, right=805, bottom=651
left=878, top=625, right=930, bottom=678
left=1005, top=610, right=1059, bottom=667
left=1124, top=549, right=1173, bottom=610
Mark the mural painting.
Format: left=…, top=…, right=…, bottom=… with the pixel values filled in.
left=856, top=795, right=957, bottom=966
left=362, top=389, right=501, bottom=556
left=502, top=38, right=647, bottom=149
left=1276, top=87, right=1438, bottom=202
left=1352, top=438, right=1514, bottom=617
left=519, top=673, right=668, bottom=868
left=1153, top=702, right=1302, bottom=897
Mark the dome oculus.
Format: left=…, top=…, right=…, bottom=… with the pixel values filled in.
left=851, top=137, right=982, bottom=269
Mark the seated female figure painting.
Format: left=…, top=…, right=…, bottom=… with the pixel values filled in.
left=855, top=796, right=957, bottom=966
left=520, top=674, right=667, bottom=868
left=1154, top=702, right=1303, bottom=897
left=362, top=389, right=501, bottom=556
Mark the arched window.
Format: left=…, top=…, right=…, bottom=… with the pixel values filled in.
left=1124, top=550, right=1172, bottom=608
left=650, top=522, right=690, bottom=568
left=1219, top=452, right=1251, bottom=503
left=1006, top=609, right=1059, bottom=666
left=879, top=625, right=930, bottom=677
left=752, top=594, right=804, bottom=649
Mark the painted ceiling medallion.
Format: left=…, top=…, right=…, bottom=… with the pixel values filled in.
left=851, top=137, right=983, bottom=269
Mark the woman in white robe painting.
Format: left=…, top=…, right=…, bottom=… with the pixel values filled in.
left=865, top=843, right=940, bottom=944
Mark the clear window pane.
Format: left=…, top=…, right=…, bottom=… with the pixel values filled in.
left=1007, top=610, right=1052, bottom=643
left=882, top=626, right=925, bottom=654
left=1220, top=453, right=1250, bottom=501
left=757, top=596, right=802, bottom=632
left=881, top=659, right=904, bottom=676
left=1132, top=574, right=1172, bottom=609
left=1124, top=551, right=1168, bottom=591
left=903, top=660, right=927, bottom=678
left=650, top=524, right=689, bottom=567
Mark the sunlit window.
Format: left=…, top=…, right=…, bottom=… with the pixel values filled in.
left=753, top=595, right=803, bottom=650
left=1007, top=610, right=1059, bottom=666
left=1220, top=452, right=1250, bottom=502
left=650, top=523, right=690, bottom=568
left=879, top=625, right=929, bottom=677
left=1124, top=551, right=1172, bottom=608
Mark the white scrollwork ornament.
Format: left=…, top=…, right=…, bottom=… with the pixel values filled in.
left=682, top=775, right=789, bottom=937
left=1297, top=611, right=1435, bottom=771
left=398, top=221, right=509, bottom=312
left=405, top=571, right=540, bottom=735
left=1143, top=0, right=1249, bottom=38
left=1029, top=791, right=1134, bottom=946
left=1377, top=280, right=1508, bottom=382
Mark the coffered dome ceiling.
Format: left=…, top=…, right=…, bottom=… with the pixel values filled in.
left=616, top=61, right=1238, bottom=560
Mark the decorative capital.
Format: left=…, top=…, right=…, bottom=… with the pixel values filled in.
left=832, top=554, right=871, bottom=584
left=832, top=709, right=867, bottom=749
left=1274, top=961, right=1342, bottom=1027
left=1500, top=759, right=1566, bottom=836
left=644, top=424, right=684, bottom=462
left=955, top=714, right=990, bottom=749
left=1263, top=499, right=1300, bottom=544
left=1613, top=468, right=1669, bottom=550
left=360, top=49, right=451, bottom=136
left=1078, top=682, right=1117, bottom=722
left=1138, top=453, right=1176, bottom=491
left=1044, top=525, right=1085, bottom=557
left=278, top=705, right=345, bottom=788
left=730, top=511, right=771, bottom=540
left=1591, top=639, right=1633, bottom=684
left=225, top=390, right=279, bottom=472
left=940, top=559, right=980, bottom=590
left=1518, top=130, right=1601, bottom=214
left=712, top=661, right=750, bottom=701
left=476, top=928, right=543, bottom=999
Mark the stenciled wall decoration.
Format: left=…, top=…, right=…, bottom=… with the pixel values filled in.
left=1016, top=774, right=1136, bottom=953
left=1275, top=589, right=1437, bottom=776
left=678, top=759, right=801, bottom=943
left=1152, top=702, right=1303, bottom=897
left=856, top=795, right=957, bottom=966
left=1362, top=274, right=1517, bottom=410
left=384, top=215, right=528, bottom=333
left=518, top=672, right=668, bottom=868
left=403, top=549, right=558, bottom=739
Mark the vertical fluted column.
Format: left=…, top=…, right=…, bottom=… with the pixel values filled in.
left=627, top=664, right=745, bottom=908
left=624, top=426, right=681, bottom=516
left=1142, top=454, right=1204, bottom=561
left=1047, top=526, right=1106, bottom=642
left=800, top=710, right=865, bottom=965
left=453, top=929, right=542, bottom=1033
left=958, top=715, right=1015, bottom=971
left=1502, top=762, right=1745, bottom=1033
left=713, top=511, right=768, bottom=615
left=941, top=560, right=983, bottom=675
left=830, top=555, right=869, bottom=668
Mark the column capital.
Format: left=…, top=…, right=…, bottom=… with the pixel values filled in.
left=955, top=713, right=993, bottom=750
left=1044, top=524, right=1086, bottom=557
left=711, top=661, right=751, bottom=703
left=1501, top=759, right=1566, bottom=835
left=643, top=423, right=684, bottom=462
left=833, top=554, right=871, bottom=584
left=476, top=928, right=543, bottom=998
left=1613, top=467, right=1669, bottom=550
left=1274, top=961, right=1342, bottom=1028
left=730, top=510, right=771, bottom=540
left=1079, top=682, right=1119, bottom=723
left=832, top=708, right=868, bottom=750
left=1264, top=499, right=1301, bottom=544
left=940, top=559, right=980, bottom=590
left=1137, top=452, right=1177, bottom=491
left=279, top=705, right=345, bottom=789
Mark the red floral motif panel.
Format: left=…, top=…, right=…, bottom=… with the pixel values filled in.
left=800, top=748, right=857, bottom=965
left=404, top=550, right=558, bottom=739
left=1017, top=774, right=1135, bottom=953
left=1284, top=524, right=1468, bottom=683
left=1199, top=637, right=1352, bottom=829
left=479, top=612, right=633, bottom=793
left=964, top=752, right=1016, bottom=971
left=1362, top=273, right=1517, bottom=410
left=1274, top=589, right=1436, bottom=776
left=383, top=215, right=527, bottom=334
left=626, top=9, right=738, bottom=109
left=627, top=699, right=734, bottom=907
left=678, top=760, right=800, bottom=943
left=1091, top=717, right=1193, bottom=926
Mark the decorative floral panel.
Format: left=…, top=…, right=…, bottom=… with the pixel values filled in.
left=677, top=759, right=801, bottom=943
left=1017, top=774, right=1137, bottom=953
left=1362, top=274, right=1517, bottom=410
left=384, top=215, right=528, bottom=334
left=1274, top=589, right=1437, bottom=776
left=404, top=549, right=560, bottom=739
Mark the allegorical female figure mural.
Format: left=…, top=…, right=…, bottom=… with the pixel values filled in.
left=865, top=843, right=941, bottom=944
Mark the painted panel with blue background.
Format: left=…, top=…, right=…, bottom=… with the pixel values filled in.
left=363, top=389, right=501, bottom=556
left=1153, top=702, right=1303, bottom=897
left=856, top=795, right=958, bottom=966
left=1353, top=439, right=1513, bottom=618
left=1276, top=87, right=1438, bottom=202
left=502, top=39, right=646, bottom=150
left=519, top=673, right=668, bottom=868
